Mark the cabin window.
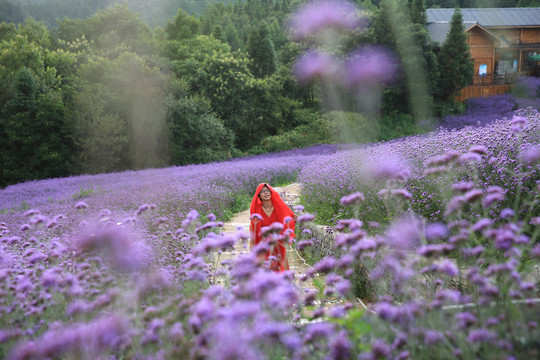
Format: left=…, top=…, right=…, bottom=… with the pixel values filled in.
left=479, top=64, right=487, bottom=76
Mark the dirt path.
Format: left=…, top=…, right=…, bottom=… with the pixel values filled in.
left=216, top=183, right=369, bottom=318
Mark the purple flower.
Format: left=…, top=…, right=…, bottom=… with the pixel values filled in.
left=473, top=218, right=492, bottom=232
left=424, top=330, right=444, bottom=345
left=451, top=181, right=476, bottom=192
left=251, top=213, right=263, bottom=221
left=289, top=0, right=364, bottom=40
left=417, top=243, right=453, bottom=257
left=455, top=312, right=477, bottom=329
left=467, top=329, right=497, bottom=343
left=303, top=322, right=335, bottom=343
left=74, top=201, right=88, bottom=209
left=510, top=115, right=527, bottom=131
left=370, top=339, right=391, bottom=358
left=391, top=189, right=413, bottom=200
left=293, top=50, right=340, bottom=84
left=297, top=213, right=316, bottom=222
left=330, top=331, right=352, bottom=359
left=532, top=244, right=540, bottom=258
left=345, top=46, right=397, bottom=86
left=469, top=145, right=487, bottom=155
left=424, top=223, right=448, bottom=240
left=135, top=203, right=150, bottom=215
left=385, top=215, right=421, bottom=250
left=464, top=189, right=483, bottom=203
left=314, top=256, right=338, bottom=273
left=500, top=208, right=515, bottom=219
left=435, top=258, right=459, bottom=277
left=340, top=192, right=365, bottom=206
left=523, top=145, right=540, bottom=163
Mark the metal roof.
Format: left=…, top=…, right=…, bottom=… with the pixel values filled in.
left=427, top=8, right=540, bottom=27
left=426, top=8, right=540, bottom=44
left=426, top=21, right=476, bottom=44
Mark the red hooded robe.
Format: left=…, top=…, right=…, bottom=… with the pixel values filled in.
left=250, top=183, right=296, bottom=272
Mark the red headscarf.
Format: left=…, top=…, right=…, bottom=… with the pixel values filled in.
left=250, top=183, right=296, bottom=240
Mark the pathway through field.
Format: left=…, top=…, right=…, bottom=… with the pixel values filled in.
left=219, top=183, right=315, bottom=287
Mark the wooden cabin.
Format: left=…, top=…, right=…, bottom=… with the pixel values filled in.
left=427, top=8, right=540, bottom=101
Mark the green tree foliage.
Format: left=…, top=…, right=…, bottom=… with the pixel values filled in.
left=224, top=21, right=241, bottom=50
left=0, top=22, right=17, bottom=42
left=166, top=79, right=235, bottom=164
left=369, top=0, right=437, bottom=121
left=55, top=6, right=168, bottom=174
left=212, top=24, right=225, bottom=42
left=70, top=82, right=129, bottom=174
left=246, top=22, right=277, bottom=78
left=1, top=68, right=72, bottom=186
left=164, top=35, right=281, bottom=150
left=0, top=0, right=24, bottom=25
left=165, top=8, right=200, bottom=41
left=0, top=28, right=78, bottom=186
left=437, top=7, right=473, bottom=101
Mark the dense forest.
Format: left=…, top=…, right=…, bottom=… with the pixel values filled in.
left=0, top=0, right=539, bottom=187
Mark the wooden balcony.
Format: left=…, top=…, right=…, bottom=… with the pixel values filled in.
left=472, top=73, right=519, bottom=86
left=455, top=73, right=522, bottom=102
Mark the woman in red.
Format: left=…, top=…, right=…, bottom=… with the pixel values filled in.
left=249, top=183, right=296, bottom=272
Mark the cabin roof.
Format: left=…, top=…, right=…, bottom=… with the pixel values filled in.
left=426, top=8, right=540, bottom=44
left=427, top=8, right=540, bottom=27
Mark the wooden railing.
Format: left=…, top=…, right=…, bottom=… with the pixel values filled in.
left=472, top=73, right=519, bottom=86
left=455, top=84, right=511, bottom=102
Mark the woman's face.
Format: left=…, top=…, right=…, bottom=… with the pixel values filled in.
left=259, top=187, right=271, bottom=201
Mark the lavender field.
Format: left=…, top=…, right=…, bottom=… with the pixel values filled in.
left=2, top=0, right=540, bottom=358
left=1, top=106, right=540, bottom=359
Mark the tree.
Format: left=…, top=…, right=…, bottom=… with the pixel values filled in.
left=246, top=22, right=277, bottom=78
left=165, top=8, right=200, bottom=41
left=166, top=79, right=235, bottom=164
left=437, top=7, right=473, bottom=101
left=225, top=21, right=241, bottom=50
left=0, top=0, right=24, bottom=25
left=212, top=24, right=225, bottom=42
left=1, top=68, right=72, bottom=186
left=409, top=0, right=427, bottom=25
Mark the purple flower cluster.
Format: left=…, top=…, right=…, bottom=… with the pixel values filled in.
left=295, top=107, right=540, bottom=358
left=0, top=147, right=341, bottom=358
left=289, top=0, right=398, bottom=91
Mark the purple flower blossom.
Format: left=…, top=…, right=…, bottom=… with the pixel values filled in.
left=523, top=145, right=540, bottom=163
left=74, top=201, right=89, bottom=209
left=467, top=329, right=497, bottom=343
left=289, top=0, right=364, bottom=40
left=455, top=312, right=477, bottom=329
left=297, top=213, right=315, bottom=222
left=469, top=145, right=487, bottom=155
left=345, top=46, right=397, bottom=86
left=424, top=223, right=448, bottom=240
left=293, top=50, right=340, bottom=84
left=434, top=258, right=459, bottom=277
left=330, top=331, right=352, bottom=359
left=314, top=256, right=338, bottom=273
left=500, top=208, right=515, bottom=219
left=340, top=192, right=365, bottom=206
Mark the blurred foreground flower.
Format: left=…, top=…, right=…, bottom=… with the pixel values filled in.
left=9, top=316, right=127, bottom=360
left=294, top=50, right=340, bottom=84
left=289, top=0, right=365, bottom=40
left=345, top=47, right=398, bottom=87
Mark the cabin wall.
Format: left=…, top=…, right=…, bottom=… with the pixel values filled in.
left=468, top=28, right=495, bottom=81
left=521, top=28, right=540, bottom=44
